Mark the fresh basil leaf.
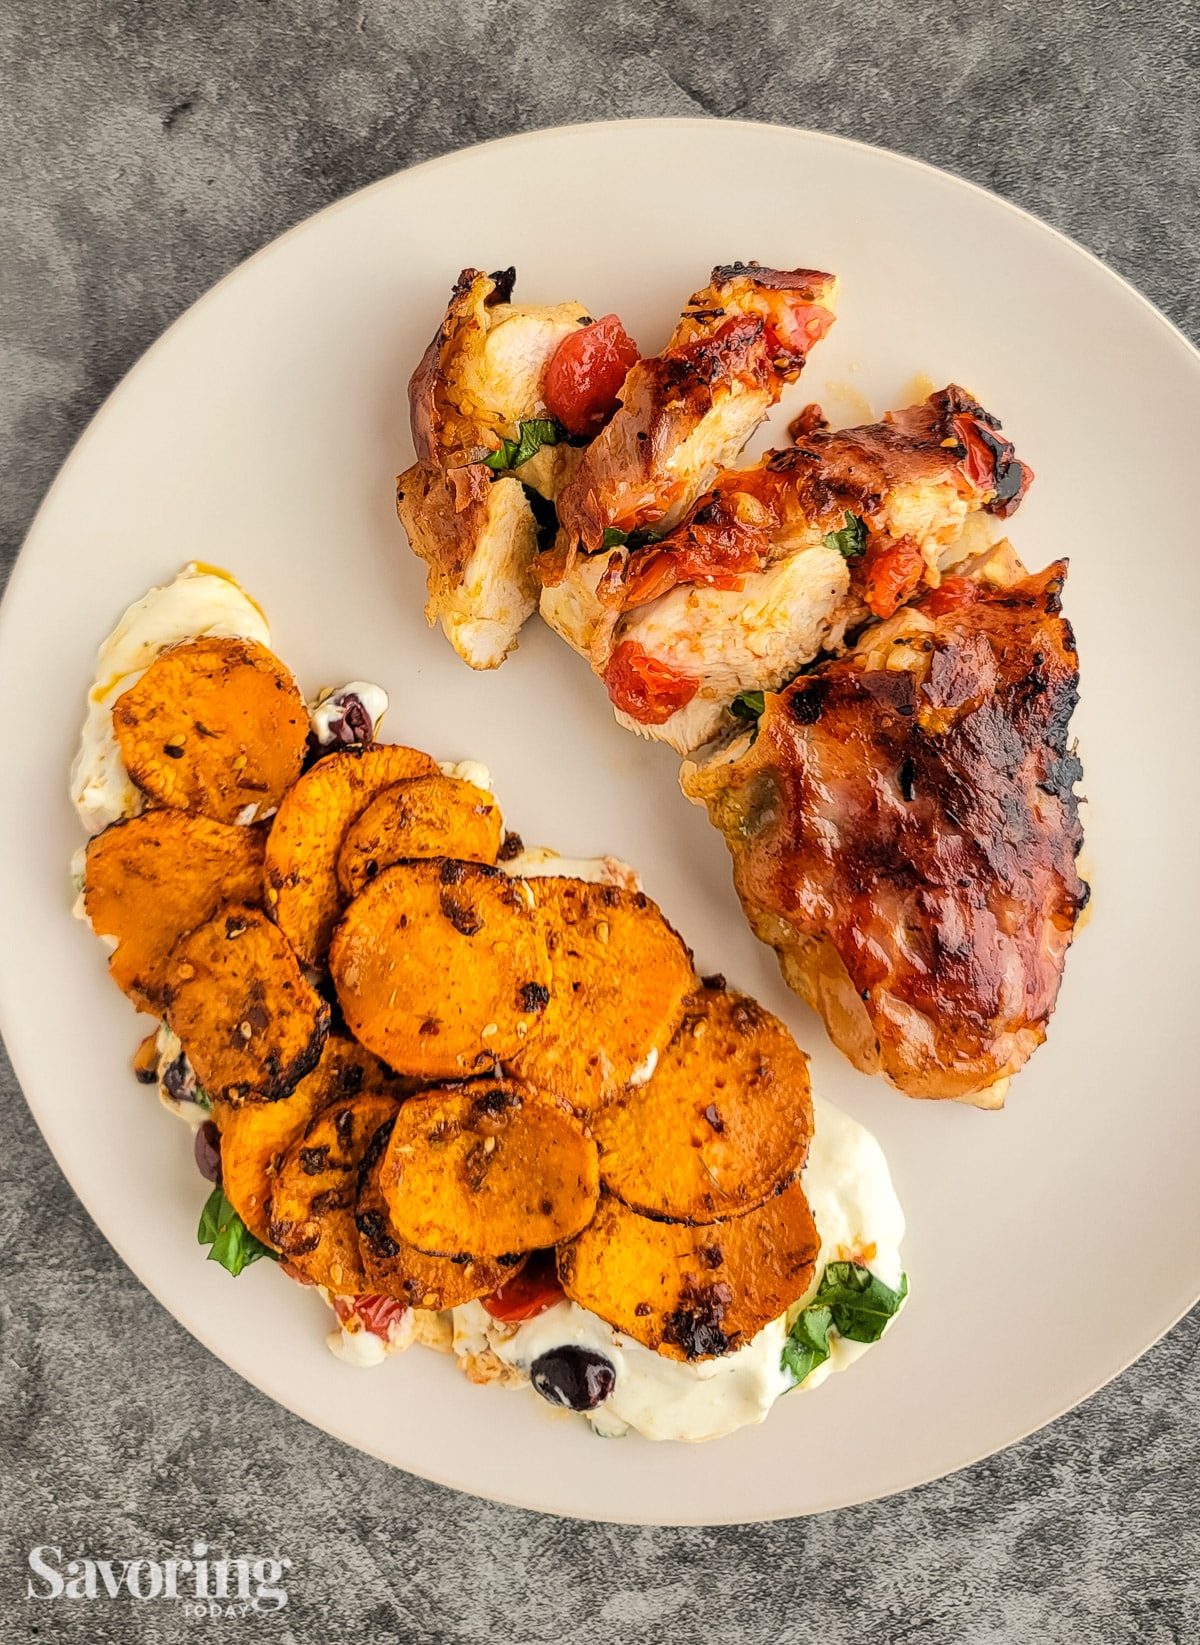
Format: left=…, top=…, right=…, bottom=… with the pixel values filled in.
left=730, top=690, right=765, bottom=724
left=781, top=1303, right=832, bottom=1385
left=482, top=418, right=563, bottom=472
left=823, top=512, right=867, bottom=559
left=601, top=526, right=629, bottom=549
left=198, top=1186, right=277, bottom=1277
left=782, top=1262, right=908, bottom=1386
left=816, top=1261, right=908, bottom=1342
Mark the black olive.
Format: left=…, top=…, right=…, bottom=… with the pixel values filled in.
left=530, top=1347, right=616, bottom=1412
left=193, top=1119, right=222, bottom=1185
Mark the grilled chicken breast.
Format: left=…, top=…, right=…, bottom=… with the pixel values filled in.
left=398, top=267, right=592, bottom=668
left=682, top=556, right=1086, bottom=1104
left=542, top=385, right=1032, bottom=753
left=545, top=263, right=838, bottom=580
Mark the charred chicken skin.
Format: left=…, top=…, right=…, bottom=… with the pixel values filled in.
left=544, top=263, right=838, bottom=580
left=397, top=267, right=596, bottom=669
left=543, top=385, right=1033, bottom=753
left=682, top=558, right=1086, bottom=1105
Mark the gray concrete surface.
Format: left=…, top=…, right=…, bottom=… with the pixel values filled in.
left=2, top=1, right=1198, bottom=1639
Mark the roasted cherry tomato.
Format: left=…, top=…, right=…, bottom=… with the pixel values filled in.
left=604, top=641, right=699, bottom=725
left=862, top=536, right=927, bottom=620
left=921, top=576, right=983, bottom=618
left=333, top=1294, right=409, bottom=1340
left=622, top=522, right=769, bottom=609
left=544, top=314, right=639, bottom=437
left=481, top=1250, right=564, bottom=1324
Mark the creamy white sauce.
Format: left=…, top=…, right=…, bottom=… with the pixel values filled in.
left=69, top=563, right=270, bottom=834
left=500, top=846, right=641, bottom=890
left=439, top=759, right=493, bottom=792
left=308, top=681, right=390, bottom=748
left=628, top=1046, right=658, bottom=1087
left=445, top=1093, right=906, bottom=1441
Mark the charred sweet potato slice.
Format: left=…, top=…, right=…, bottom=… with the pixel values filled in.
left=83, top=811, right=266, bottom=1012
left=557, top=1181, right=820, bottom=1361
left=592, top=988, right=813, bottom=1222
left=379, top=1080, right=599, bottom=1258
left=112, top=637, right=307, bottom=825
left=330, top=860, right=552, bottom=1080
left=265, top=744, right=439, bottom=966
left=213, top=1035, right=404, bottom=1244
left=268, top=1092, right=400, bottom=1291
left=164, top=905, right=330, bottom=1103
left=512, top=878, right=694, bottom=1111
left=336, top=775, right=502, bottom=898
left=355, top=1117, right=526, bottom=1306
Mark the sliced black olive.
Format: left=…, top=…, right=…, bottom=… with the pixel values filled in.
left=530, top=1347, right=616, bottom=1412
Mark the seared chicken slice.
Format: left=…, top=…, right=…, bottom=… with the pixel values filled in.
left=546, top=263, right=838, bottom=578
left=541, top=385, right=1032, bottom=752
left=398, top=267, right=592, bottom=669
left=682, top=557, right=1087, bottom=1105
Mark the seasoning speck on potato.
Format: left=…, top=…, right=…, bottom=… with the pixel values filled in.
left=330, top=859, right=552, bottom=1080
left=112, top=636, right=308, bottom=824
left=164, top=904, right=330, bottom=1103
left=379, top=1080, right=599, bottom=1258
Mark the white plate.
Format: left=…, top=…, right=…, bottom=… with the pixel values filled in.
left=2, top=119, right=1198, bottom=1525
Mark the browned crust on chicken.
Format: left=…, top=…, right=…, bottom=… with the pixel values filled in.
left=410, top=266, right=515, bottom=468
left=683, top=561, right=1086, bottom=1102
left=545, top=264, right=837, bottom=580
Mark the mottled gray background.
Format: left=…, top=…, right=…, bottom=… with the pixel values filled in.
left=2, top=1, right=1198, bottom=1639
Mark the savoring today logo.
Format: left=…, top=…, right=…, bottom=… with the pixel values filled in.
left=26, top=1543, right=292, bottom=1615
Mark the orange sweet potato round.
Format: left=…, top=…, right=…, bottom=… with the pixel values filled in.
left=355, top=1116, right=526, bottom=1307
left=557, top=1181, right=820, bottom=1361
left=330, top=860, right=552, bottom=1080
left=265, top=744, right=439, bottom=966
left=513, top=877, right=694, bottom=1111
left=112, top=637, right=307, bottom=824
left=84, top=811, right=266, bottom=1013
left=164, top=905, right=330, bottom=1103
left=591, top=987, right=813, bottom=1222
left=379, top=1080, right=599, bottom=1258
left=336, top=775, right=502, bottom=898
left=213, top=1035, right=405, bottom=1244
left=268, top=1091, right=401, bottom=1291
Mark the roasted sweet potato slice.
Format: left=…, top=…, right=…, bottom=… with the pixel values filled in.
left=330, top=860, right=552, bottom=1080
left=268, top=1092, right=400, bottom=1291
left=512, top=878, right=694, bottom=1111
left=265, top=744, right=439, bottom=965
left=379, top=1080, right=599, bottom=1258
left=112, top=636, right=307, bottom=824
left=336, top=775, right=502, bottom=898
left=213, top=1035, right=404, bottom=1243
left=164, top=905, right=330, bottom=1103
left=592, top=987, right=813, bottom=1222
left=83, top=811, right=266, bottom=1012
left=557, top=1181, right=820, bottom=1361
left=355, top=1117, right=526, bottom=1306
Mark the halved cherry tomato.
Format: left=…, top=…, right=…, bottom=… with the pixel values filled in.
left=333, top=1294, right=410, bottom=1340
left=604, top=641, right=699, bottom=725
left=544, top=314, right=639, bottom=437
left=921, top=576, right=983, bottom=618
left=622, top=522, right=770, bottom=610
left=481, top=1250, right=564, bottom=1324
left=862, top=535, right=927, bottom=619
